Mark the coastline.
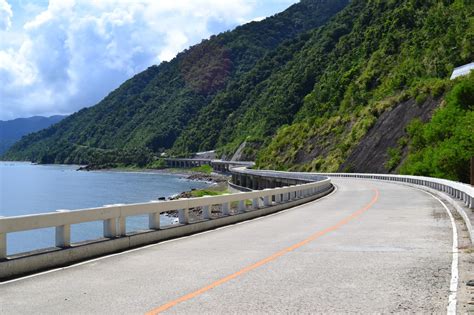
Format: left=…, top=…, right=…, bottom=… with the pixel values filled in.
left=76, top=165, right=230, bottom=200
left=2, top=160, right=230, bottom=201
left=78, top=166, right=229, bottom=184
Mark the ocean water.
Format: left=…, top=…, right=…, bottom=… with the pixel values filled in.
left=0, top=162, right=211, bottom=255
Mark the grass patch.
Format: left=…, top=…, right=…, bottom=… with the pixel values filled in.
left=191, top=164, right=213, bottom=174
left=190, top=183, right=229, bottom=197
left=191, top=189, right=228, bottom=197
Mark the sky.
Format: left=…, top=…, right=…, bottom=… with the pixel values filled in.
left=0, top=0, right=298, bottom=120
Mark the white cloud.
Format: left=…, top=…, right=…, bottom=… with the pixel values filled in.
left=0, top=0, right=296, bottom=120
left=0, top=0, right=12, bottom=30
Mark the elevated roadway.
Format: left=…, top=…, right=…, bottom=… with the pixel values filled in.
left=0, top=178, right=459, bottom=313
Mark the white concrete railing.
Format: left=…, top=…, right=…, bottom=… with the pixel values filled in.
left=0, top=177, right=332, bottom=260
left=250, top=169, right=473, bottom=209
left=316, top=173, right=473, bottom=209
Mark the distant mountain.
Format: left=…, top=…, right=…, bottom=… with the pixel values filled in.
left=0, top=116, right=67, bottom=155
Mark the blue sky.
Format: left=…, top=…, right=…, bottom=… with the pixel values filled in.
left=0, top=0, right=298, bottom=120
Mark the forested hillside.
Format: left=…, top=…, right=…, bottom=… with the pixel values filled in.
left=0, top=115, right=66, bottom=155
left=176, top=0, right=473, bottom=181
left=3, top=0, right=473, bottom=182
left=3, top=0, right=349, bottom=165
left=252, top=0, right=473, bottom=179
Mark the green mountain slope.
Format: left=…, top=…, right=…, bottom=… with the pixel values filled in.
left=4, top=0, right=473, bottom=182
left=253, top=0, right=473, bottom=181
left=175, top=0, right=473, bottom=175
left=3, top=0, right=349, bottom=165
left=0, top=115, right=66, bottom=155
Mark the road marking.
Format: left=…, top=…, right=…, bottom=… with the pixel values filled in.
left=145, top=188, right=379, bottom=314
left=1, top=185, right=338, bottom=285
left=417, top=189, right=458, bottom=315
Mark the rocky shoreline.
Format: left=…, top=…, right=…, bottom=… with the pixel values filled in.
left=76, top=164, right=228, bottom=184
left=163, top=178, right=230, bottom=221
left=76, top=164, right=231, bottom=220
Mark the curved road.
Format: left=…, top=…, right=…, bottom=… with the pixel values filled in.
left=0, top=179, right=455, bottom=313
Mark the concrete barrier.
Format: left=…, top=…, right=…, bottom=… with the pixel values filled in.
left=232, top=168, right=473, bottom=209
left=312, top=173, right=473, bottom=209
left=4, top=159, right=471, bottom=281
left=231, top=168, right=474, bottom=242
left=0, top=172, right=332, bottom=280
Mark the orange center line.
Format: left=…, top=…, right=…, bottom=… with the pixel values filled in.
left=145, top=188, right=380, bottom=315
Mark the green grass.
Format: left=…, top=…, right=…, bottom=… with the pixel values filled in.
left=191, top=188, right=229, bottom=198
left=190, top=164, right=213, bottom=174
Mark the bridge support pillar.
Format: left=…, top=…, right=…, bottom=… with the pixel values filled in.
left=252, top=176, right=258, bottom=190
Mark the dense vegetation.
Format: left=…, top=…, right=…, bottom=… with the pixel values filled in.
left=3, top=0, right=349, bottom=165
left=253, top=0, right=473, bottom=182
left=400, top=73, right=474, bottom=182
left=3, top=0, right=473, bottom=182
left=0, top=115, right=66, bottom=155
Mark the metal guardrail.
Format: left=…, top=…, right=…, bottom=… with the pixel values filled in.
left=0, top=174, right=332, bottom=260
left=245, top=169, right=473, bottom=209
left=315, top=173, right=474, bottom=209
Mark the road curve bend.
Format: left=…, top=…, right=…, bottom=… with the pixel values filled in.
left=0, top=178, right=455, bottom=314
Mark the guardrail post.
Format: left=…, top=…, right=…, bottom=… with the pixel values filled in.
left=252, top=198, right=259, bottom=209
left=202, top=206, right=211, bottom=219
left=55, top=210, right=71, bottom=247
left=178, top=209, right=189, bottom=224
left=275, top=193, right=281, bottom=203
left=222, top=202, right=230, bottom=215
left=149, top=213, right=160, bottom=230
left=0, top=233, right=6, bottom=260
left=118, top=217, right=126, bottom=236
left=104, top=219, right=117, bottom=238
left=264, top=195, right=271, bottom=207
left=55, top=225, right=71, bottom=248
left=238, top=200, right=246, bottom=213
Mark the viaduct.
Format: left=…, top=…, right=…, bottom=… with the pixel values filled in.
left=1, top=159, right=473, bottom=314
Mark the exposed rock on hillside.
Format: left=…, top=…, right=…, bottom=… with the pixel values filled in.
left=340, top=97, right=442, bottom=173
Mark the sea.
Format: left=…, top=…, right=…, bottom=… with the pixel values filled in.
left=0, top=162, right=211, bottom=255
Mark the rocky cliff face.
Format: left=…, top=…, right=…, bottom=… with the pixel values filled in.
left=340, top=97, right=442, bottom=174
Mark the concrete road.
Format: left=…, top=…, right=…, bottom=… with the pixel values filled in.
left=0, top=179, right=455, bottom=314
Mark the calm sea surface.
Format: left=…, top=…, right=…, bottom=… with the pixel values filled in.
left=0, top=162, right=210, bottom=255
